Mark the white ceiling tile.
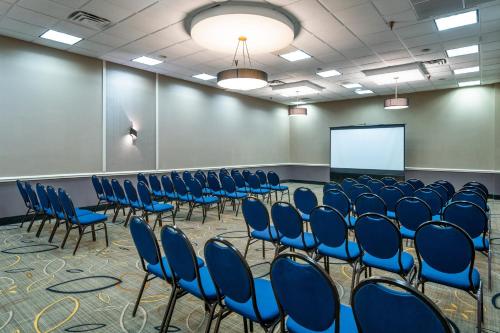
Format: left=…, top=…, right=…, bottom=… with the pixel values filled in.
left=371, top=0, right=413, bottom=17
left=0, top=17, right=46, bottom=36
left=0, top=27, right=36, bottom=41
left=0, top=1, right=11, bottom=15
left=378, top=49, right=410, bottom=61
left=395, top=21, right=437, bottom=39
left=402, top=33, right=441, bottom=48
left=334, top=3, right=388, bottom=35
left=88, top=32, right=128, bottom=48
left=70, top=39, right=113, bottom=54
left=359, top=30, right=398, bottom=45
left=16, top=0, right=73, bottom=19
left=52, top=20, right=97, bottom=38
left=318, top=0, right=369, bottom=12
left=104, top=0, right=157, bottom=13
left=480, top=4, right=500, bottom=21
left=123, top=2, right=185, bottom=33
left=7, top=5, right=59, bottom=27
left=81, top=0, right=133, bottom=23
left=50, top=0, right=90, bottom=8
left=104, top=21, right=147, bottom=40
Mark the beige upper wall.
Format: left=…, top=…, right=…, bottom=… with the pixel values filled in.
left=290, top=85, right=498, bottom=171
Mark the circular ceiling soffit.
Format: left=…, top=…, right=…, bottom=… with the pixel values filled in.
left=189, top=3, right=296, bottom=54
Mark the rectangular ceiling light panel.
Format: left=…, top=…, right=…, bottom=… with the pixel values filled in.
left=40, top=30, right=82, bottom=45
left=362, top=63, right=428, bottom=85
left=272, top=80, right=324, bottom=97
left=446, top=45, right=479, bottom=57
left=435, top=10, right=477, bottom=31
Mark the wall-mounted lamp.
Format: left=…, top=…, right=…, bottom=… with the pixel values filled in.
left=129, top=126, right=138, bottom=139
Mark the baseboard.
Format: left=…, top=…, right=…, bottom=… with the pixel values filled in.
left=286, top=179, right=327, bottom=185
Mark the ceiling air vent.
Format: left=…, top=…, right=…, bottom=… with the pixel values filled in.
left=67, top=11, right=111, bottom=30
left=410, top=0, right=495, bottom=20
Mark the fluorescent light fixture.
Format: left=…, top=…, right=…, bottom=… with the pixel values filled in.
left=279, top=50, right=311, bottom=62
left=193, top=73, right=216, bottom=81
left=458, top=80, right=480, bottom=87
left=355, top=89, right=374, bottom=95
left=132, top=56, right=163, bottom=66
left=446, top=45, right=478, bottom=57
left=272, top=80, right=324, bottom=97
left=363, top=62, right=427, bottom=85
left=435, top=10, right=477, bottom=31
left=40, top=30, right=82, bottom=45
left=453, top=66, right=479, bottom=75
left=317, top=69, right=341, bottom=78
left=342, top=83, right=362, bottom=89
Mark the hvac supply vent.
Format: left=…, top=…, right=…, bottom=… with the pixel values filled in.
left=67, top=11, right=111, bottom=30
left=410, top=0, right=495, bottom=20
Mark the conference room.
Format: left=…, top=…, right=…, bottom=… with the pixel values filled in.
left=0, top=0, right=499, bottom=332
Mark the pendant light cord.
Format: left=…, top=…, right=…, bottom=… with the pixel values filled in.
left=231, top=38, right=253, bottom=68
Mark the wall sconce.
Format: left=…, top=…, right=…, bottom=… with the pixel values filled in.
left=129, top=126, right=138, bottom=140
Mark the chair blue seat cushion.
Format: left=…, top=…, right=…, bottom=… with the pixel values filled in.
left=300, top=212, right=310, bottom=221
left=194, top=196, right=219, bottom=204
left=211, top=190, right=226, bottom=196
left=271, top=185, right=288, bottom=191
left=400, top=226, right=416, bottom=239
left=237, top=187, right=248, bottom=193
left=473, top=236, right=489, bottom=251
left=117, top=197, right=130, bottom=206
left=250, top=188, right=271, bottom=195
left=224, top=278, right=280, bottom=323
left=226, top=192, right=247, bottom=199
left=386, top=211, right=396, bottom=219
left=261, top=184, right=272, bottom=189
left=107, top=195, right=118, bottom=203
left=74, top=212, right=107, bottom=225
left=147, top=256, right=204, bottom=280
left=361, top=251, right=414, bottom=274
left=178, top=194, right=194, bottom=202
left=432, top=214, right=441, bottom=221
left=165, top=192, right=178, bottom=200
left=202, top=188, right=213, bottom=195
left=420, top=260, right=480, bottom=290
left=144, top=202, right=174, bottom=213
left=153, top=190, right=167, bottom=197
left=44, top=208, right=54, bottom=216
left=179, top=266, right=217, bottom=301
left=286, top=304, right=357, bottom=333
left=251, top=226, right=281, bottom=242
left=317, top=241, right=360, bottom=261
left=280, top=233, right=316, bottom=250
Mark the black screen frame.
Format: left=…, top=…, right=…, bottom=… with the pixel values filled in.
left=329, top=124, right=406, bottom=180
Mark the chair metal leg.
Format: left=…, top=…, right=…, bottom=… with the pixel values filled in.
left=48, top=218, right=61, bottom=243
left=244, top=238, right=251, bottom=258
left=162, top=286, right=179, bottom=333
left=103, top=222, right=109, bottom=247
left=61, top=225, right=72, bottom=249
left=91, top=225, right=96, bottom=241
left=217, top=202, right=221, bottom=220
left=124, top=208, right=133, bottom=227
left=243, top=318, right=249, bottom=333
left=213, top=307, right=225, bottom=333
left=73, top=227, right=85, bottom=255
left=171, top=210, right=176, bottom=226
left=112, top=204, right=121, bottom=223
left=477, top=282, right=483, bottom=333
left=20, top=208, right=32, bottom=228
left=204, top=304, right=217, bottom=333
left=262, top=240, right=265, bottom=259
left=235, top=200, right=241, bottom=216
left=26, top=212, right=39, bottom=232
left=488, top=250, right=492, bottom=291
left=249, top=320, right=254, bottom=332
left=133, top=273, right=149, bottom=317
left=35, top=216, right=48, bottom=238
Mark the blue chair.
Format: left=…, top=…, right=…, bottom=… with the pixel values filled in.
left=219, top=168, right=229, bottom=181
left=16, top=180, right=32, bottom=228
left=207, top=173, right=226, bottom=198
left=354, top=213, right=415, bottom=284
left=242, top=170, right=251, bottom=183
left=414, top=188, right=443, bottom=220
left=462, top=185, right=488, bottom=202
left=25, top=182, right=44, bottom=233
left=352, top=277, right=453, bottom=333
left=59, top=189, right=108, bottom=255
left=293, top=187, right=317, bottom=222
left=242, top=197, right=281, bottom=259
left=267, top=171, right=289, bottom=202
left=357, top=175, right=372, bottom=185
left=395, top=197, right=431, bottom=241
left=323, top=189, right=353, bottom=228
left=354, top=193, right=387, bottom=216
left=310, top=205, right=361, bottom=291
left=91, top=175, right=107, bottom=210
left=435, top=180, right=455, bottom=199
left=170, top=170, right=180, bottom=180
left=323, top=181, right=343, bottom=193
left=101, top=177, right=119, bottom=215
left=149, top=174, right=166, bottom=200
left=341, top=177, right=358, bottom=194
left=160, top=175, right=179, bottom=202
left=452, top=190, right=487, bottom=212
left=230, top=169, right=239, bottom=178
left=464, top=181, right=488, bottom=199
left=160, top=225, right=218, bottom=333
left=233, top=171, right=250, bottom=193
left=271, top=202, right=316, bottom=255
left=427, top=183, right=449, bottom=204
left=378, top=186, right=404, bottom=219
left=182, top=170, right=193, bottom=184
left=195, top=170, right=211, bottom=195
left=366, top=179, right=384, bottom=194
left=137, top=173, right=149, bottom=187
left=347, top=184, right=371, bottom=207
left=248, top=174, right=272, bottom=203
left=407, top=178, right=425, bottom=190
left=111, top=179, right=131, bottom=224
left=137, top=181, right=175, bottom=229
left=381, top=177, right=397, bottom=186
left=395, top=181, right=415, bottom=196
left=172, top=176, right=195, bottom=212
left=207, top=170, right=218, bottom=180
left=204, top=238, right=280, bottom=333
left=270, top=253, right=356, bottom=333
left=443, top=201, right=491, bottom=290
left=256, top=169, right=272, bottom=190
left=124, top=180, right=145, bottom=227
left=415, top=221, right=483, bottom=332
left=221, top=175, right=247, bottom=216
left=185, top=178, right=220, bottom=223
left=33, top=183, right=54, bottom=237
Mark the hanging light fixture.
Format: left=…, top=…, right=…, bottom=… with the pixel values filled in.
left=288, top=92, right=307, bottom=116
left=217, top=37, right=268, bottom=91
left=384, top=77, right=409, bottom=109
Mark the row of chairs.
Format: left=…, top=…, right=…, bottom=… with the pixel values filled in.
left=130, top=216, right=455, bottom=333
left=16, top=180, right=108, bottom=255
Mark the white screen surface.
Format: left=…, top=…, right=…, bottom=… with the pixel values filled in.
left=330, top=126, right=404, bottom=171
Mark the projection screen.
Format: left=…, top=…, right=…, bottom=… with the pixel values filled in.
left=330, top=124, right=405, bottom=177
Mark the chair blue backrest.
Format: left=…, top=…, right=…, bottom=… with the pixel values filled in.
left=170, top=171, right=180, bottom=180
left=111, top=179, right=127, bottom=204
left=91, top=175, right=105, bottom=200
left=367, top=179, right=384, bottom=194
left=36, top=183, right=51, bottom=214
left=58, top=189, right=77, bottom=222
left=194, top=171, right=207, bottom=188
left=355, top=193, right=387, bottom=216
left=149, top=174, right=163, bottom=195
left=267, top=171, right=281, bottom=186
left=230, top=169, right=239, bottom=178
left=172, top=176, right=189, bottom=196
left=137, top=173, right=149, bottom=187
left=443, top=201, right=487, bottom=240
left=182, top=171, right=193, bottom=184
left=323, top=189, right=350, bottom=217
left=130, top=217, right=161, bottom=267
left=207, top=170, right=218, bottom=180
left=16, top=180, right=31, bottom=208
left=137, top=181, right=153, bottom=206
left=101, top=177, right=115, bottom=201
left=242, top=170, right=251, bottom=182
left=464, top=181, right=488, bottom=197
left=379, top=186, right=404, bottom=212
left=323, top=182, right=342, bottom=193
left=255, top=170, right=268, bottom=186
left=293, top=187, right=318, bottom=215
left=186, top=178, right=203, bottom=199
left=341, top=178, right=358, bottom=194
left=452, top=190, right=487, bottom=212
left=352, top=277, right=452, bottom=333
left=219, top=168, right=229, bottom=179
left=395, top=182, right=415, bottom=196
left=435, top=180, right=455, bottom=198
left=462, top=185, right=487, bottom=200
left=381, top=177, right=397, bottom=186
left=124, top=180, right=141, bottom=208
left=415, top=221, right=476, bottom=288
left=242, top=197, right=270, bottom=232
left=406, top=178, right=425, bottom=190
left=247, top=174, right=262, bottom=190
left=46, top=186, right=65, bottom=220
left=161, top=175, right=175, bottom=194
left=414, top=188, right=442, bottom=216
left=271, top=202, right=303, bottom=239
left=395, top=197, right=432, bottom=232
left=310, top=206, right=350, bottom=251
left=25, top=182, right=41, bottom=211
left=221, top=175, right=237, bottom=194
left=348, top=184, right=372, bottom=204
left=208, top=174, right=223, bottom=192
left=427, top=183, right=449, bottom=203
left=271, top=253, right=340, bottom=333
left=357, top=175, right=372, bottom=185
left=233, top=172, right=247, bottom=189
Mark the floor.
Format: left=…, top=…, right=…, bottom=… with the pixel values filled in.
left=0, top=183, right=498, bottom=332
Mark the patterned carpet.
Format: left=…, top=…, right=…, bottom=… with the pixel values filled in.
left=0, top=183, right=498, bottom=333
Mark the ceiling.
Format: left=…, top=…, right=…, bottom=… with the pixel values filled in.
left=1, top=0, right=500, bottom=105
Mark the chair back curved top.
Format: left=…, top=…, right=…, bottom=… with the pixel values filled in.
left=414, top=188, right=443, bottom=216
left=415, top=221, right=476, bottom=288
left=293, top=187, right=318, bottom=216
left=46, top=186, right=64, bottom=219
left=395, top=182, right=415, bottom=196
left=406, top=178, right=425, bottom=190
left=101, top=177, right=116, bottom=202
left=220, top=168, right=229, bottom=176
left=137, top=181, right=153, bottom=206
left=182, top=171, right=193, bottom=184
left=464, top=181, right=488, bottom=197
left=137, top=173, right=149, bottom=187
left=58, top=189, right=77, bottom=222
left=452, top=190, right=487, bottom=212
left=355, top=213, right=403, bottom=265
left=172, top=176, right=189, bottom=196
left=378, top=186, right=404, bottom=213
left=242, top=170, right=251, bottom=182
left=271, top=202, right=303, bottom=240
left=207, top=173, right=223, bottom=193
left=230, top=169, right=240, bottom=178
left=310, top=206, right=350, bottom=250
left=367, top=179, right=384, bottom=194
left=323, top=189, right=350, bottom=217
left=255, top=170, right=268, bottom=186
left=130, top=217, right=162, bottom=267
left=435, top=180, right=455, bottom=198
left=352, top=277, right=452, bottom=333
left=194, top=171, right=207, bottom=188
left=247, top=174, right=263, bottom=190
left=341, top=177, right=358, bottom=194
left=323, top=182, right=342, bottom=193
left=233, top=172, right=248, bottom=190
left=161, top=175, right=175, bottom=194
left=355, top=193, right=387, bottom=216
left=270, top=253, right=340, bottom=333
left=242, top=197, right=270, bottom=233
left=124, top=180, right=141, bottom=208
left=357, top=175, right=372, bottom=185
left=25, top=182, right=41, bottom=211
left=348, top=183, right=371, bottom=204
left=462, top=185, right=487, bottom=201
left=381, top=177, right=397, bottom=186
left=149, top=174, right=163, bottom=196
left=221, top=175, right=237, bottom=194
left=36, top=183, right=51, bottom=214
left=267, top=171, right=281, bottom=186
left=16, top=180, right=30, bottom=208
left=170, top=170, right=180, bottom=179
left=427, top=183, right=449, bottom=203
left=112, top=179, right=128, bottom=204
left=443, top=201, right=488, bottom=240
left=395, top=197, right=431, bottom=232
left=91, top=175, right=105, bottom=200
left=186, top=178, right=203, bottom=199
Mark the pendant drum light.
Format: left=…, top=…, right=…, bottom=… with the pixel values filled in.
left=384, top=77, right=409, bottom=109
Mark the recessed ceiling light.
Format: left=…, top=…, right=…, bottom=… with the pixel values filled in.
left=342, top=83, right=362, bottom=89
left=272, top=80, right=324, bottom=97
left=458, top=80, right=480, bottom=87
left=355, top=89, right=374, bottom=95
left=279, top=50, right=311, bottom=62
left=362, top=63, right=427, bottom=85
left=453, top=66, right=479, bottom=75
left=446, top=45, right=479, bottom=57
left=435, top=10, right=477, bottom=31
left=193, top=73, right=217, bottom=81
left=40, top=30, right=82, bottom=45
left=317, top=69, right=341, bottom=78
left=132, top=56, right=163, bottom=66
